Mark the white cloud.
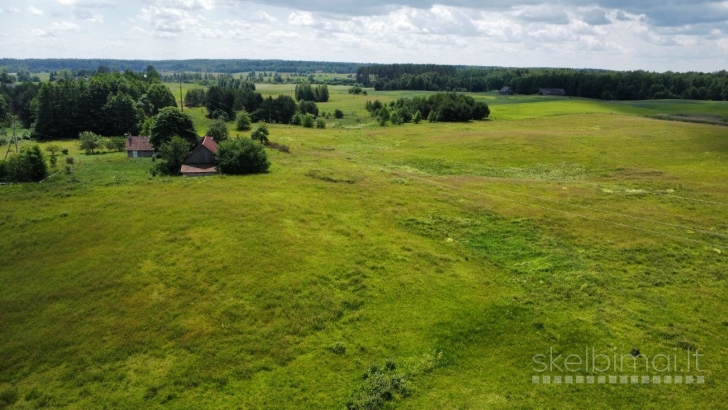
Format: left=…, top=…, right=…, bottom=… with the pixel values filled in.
left=58, top=0, right=116, bottom=8
left=29, top=6, right=44, bottom=15
left=74, top=8, right=104, bottom=22
left=141, top=0, right=214, bottom=11
left=32, top=21, right=81, bottom=37
left=251, top=10, right=276, bottom=22
left=139, top=6, right=200, bottom=32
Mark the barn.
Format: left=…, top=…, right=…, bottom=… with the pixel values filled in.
left=539, top=88, right=566, bottom=96
left=181, top=136, right=219, bottom=177
left=499, top=86, right=514, bottom=95
left=125, top=136, right=155, bottom=158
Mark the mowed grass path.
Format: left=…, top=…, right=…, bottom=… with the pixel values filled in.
left=1, top=90, right=727, bottom=408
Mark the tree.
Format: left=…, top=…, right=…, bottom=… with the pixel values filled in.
left=149, top=107, right=198, bottom=149
left=334, top=109, right=344, bottom=119
left=103, top=92, right=142, bottom=136
left=45, top=144, right=62, bottom=157
left=144, top=83, right=177, bottom=116
left=236, top=110, right=252, bottom=131
left=78, top=131, right=102, bottom=155
left=216, top=138, right=270, bottom=175
left=105, top=137, right=126, bottom=152
left=0, top=95, right=9, bottom=127
left=207, top=119, right=229, bottom=142
left=302, top=113, right=315, bottom=128
left=251, top=123, right=270, bottom=144
left=153, top=136, right=193, bottom=176
left=390, top=110, right=403, bottom=125
left=4, top=145, right=47, bottom=182
left=298, top=100, right=319, bottom=116
left=412, top=110, right=422, bottom=124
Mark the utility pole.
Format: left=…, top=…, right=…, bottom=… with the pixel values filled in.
left=4, top=115, right=18, bottom=160
left=180, top=75, right=184, bottom=112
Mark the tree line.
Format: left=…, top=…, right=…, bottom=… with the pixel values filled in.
left=0, top=59, right=362, bottom=75
left=365, top=93, right=490, bottom=125
left=356, top=65, right=728, bottom=101
left=31, top=66, right=176, bottom=140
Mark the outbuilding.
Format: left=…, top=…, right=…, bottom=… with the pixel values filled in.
left=539, top=88, right=567, bottom=96
left=499, top=86, right=515, bottom=95
left=181, top=136, right=219, bottom=177
left=125, top=136, right=155, bottom=158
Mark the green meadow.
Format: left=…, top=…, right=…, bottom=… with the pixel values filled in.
left=1, top=86, right=727, bottom=409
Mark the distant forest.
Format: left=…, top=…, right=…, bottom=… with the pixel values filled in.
left=0, top=59, right=362, bottom=75
left=357, top=65, right=728, bottom=101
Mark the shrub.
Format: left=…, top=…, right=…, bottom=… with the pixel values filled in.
left=331, top=342, right=346, bottom=355
left=66, top=156, right=74, bottom=165
left=302, top=114, right=315, bottom=128
left=251, top=123, right=270, bottom=145
left=291, top=113, right=302, bottom=126
left=207, top=119, right=229, bottom=142
left=316, top=118, right=326, bottom=129
left=217, top=138, right=270, bottom=175
left=298, top=100, right=319, bottom=117
left=152, top=136, right=193, bottom=176
left=4, top=145, right=48, bottom=182
left=0, top=160, right=6, bottom=181
left=78, top=131, right=102, bottom=155
left=346, top=361, right=411, bottom=410
left=412, top=110, right=422, bottom=124
left=61, top=148, right=69, bottom=155
left=236, top=110, right=252, bottom=131
left=334, top=109, right=344, bottom=119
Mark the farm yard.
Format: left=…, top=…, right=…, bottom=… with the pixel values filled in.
left=1, top=85, right=728, bottom=409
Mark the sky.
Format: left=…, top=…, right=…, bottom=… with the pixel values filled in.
left=0, top=1, right=727, bottom=72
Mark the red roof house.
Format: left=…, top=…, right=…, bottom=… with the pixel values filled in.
left=181, top=136, right=219, bottom=177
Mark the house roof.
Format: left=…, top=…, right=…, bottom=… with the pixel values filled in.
left=126, top=136, right=154, bottom=152
left=500, top=86, right=512, bottom=92
left=181, top=164, right=218, bottom=174
left=201, top=135, right=218, bottom=154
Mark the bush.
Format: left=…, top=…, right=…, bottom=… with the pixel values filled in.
left=298, top=100, right=319, bottom=117
left=291, top=113, right=302, bottom=126
left=412, top=110, right=422, bottom=124
left=152, top=136, right=193, bottom=176
left=302, top=113, right=315, bottom=128
left=331, top=342, right=346, bottom=355
left=207, top=119, right=229, bottom=142
left=0, top=160, right=6, bottom=182
left=61, top=148, right=69, bottom=155
left=66, top=156, right=74, bottom=165
left=236, top=110, right=252, bottom=131
left=334, top=109, right=344, bottom=119
left=78, top=131, right=102, bottom=155
left=251, top=123, right=270, bottom=145
left=217, top=138, right=270, bottom=175
left=315, top=118, right=326, bottom=129
left=4, top=145, right=47, bottom=182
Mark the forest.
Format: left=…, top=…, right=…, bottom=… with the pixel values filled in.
left=357, top=64, right=728, bottom=101
left=30, top=66, right=176, bottom=140
left=0, top=59, right=362, bottom=75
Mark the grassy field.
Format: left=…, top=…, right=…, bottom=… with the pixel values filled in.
left=1, top=88, right=727, bottom=409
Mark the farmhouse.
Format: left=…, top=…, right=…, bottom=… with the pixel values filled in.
left=125, top=136, right=155, bottom=158
left=539, top=88, right=566, bottom=96
left=181, top=135, right=219, bottom=177
left=499, top=86, right=515, bottom=95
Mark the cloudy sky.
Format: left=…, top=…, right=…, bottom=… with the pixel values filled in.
left=1, top=1, right=727, bottom=72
